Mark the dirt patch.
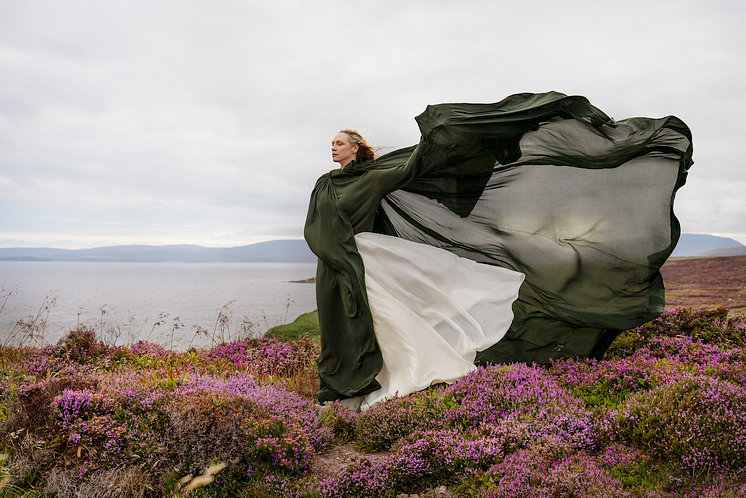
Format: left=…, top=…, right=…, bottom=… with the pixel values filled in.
left=310, top=442, right=388, bottom=480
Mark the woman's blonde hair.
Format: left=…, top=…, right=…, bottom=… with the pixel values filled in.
left=340, top=129, right=375, bottom=163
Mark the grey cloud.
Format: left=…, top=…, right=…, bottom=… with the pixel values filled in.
left=1, top=0, right=745, bottom=249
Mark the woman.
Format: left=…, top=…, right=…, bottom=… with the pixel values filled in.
left=305, top=92, right=693, bottom=408
left=307, top=129, right=524, bottom=409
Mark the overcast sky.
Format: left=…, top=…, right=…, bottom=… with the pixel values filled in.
left=1, top=0, right=744, bottom=249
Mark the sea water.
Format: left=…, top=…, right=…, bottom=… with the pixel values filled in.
left=0, top=261, right=317, bottom=350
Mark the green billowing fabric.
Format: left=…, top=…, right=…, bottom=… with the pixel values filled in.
left=305, top=91, right=693, bottom=399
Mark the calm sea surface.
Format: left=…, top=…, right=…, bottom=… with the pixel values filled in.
left=0, top=261, right=317, bottom=350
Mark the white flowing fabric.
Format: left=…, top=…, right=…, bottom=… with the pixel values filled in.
left=342, top=232, right=525, bottom=411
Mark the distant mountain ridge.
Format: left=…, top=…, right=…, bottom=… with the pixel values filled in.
left=0, top=239, right=316, bottom=263
left=691, top=246, right=746, bottom=258
left=0, top=234, right=742, bottom=263
left=671, top=234, right=745, bottom=258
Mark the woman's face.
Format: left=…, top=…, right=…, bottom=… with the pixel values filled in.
left=331, top=132, right=358, bottom=168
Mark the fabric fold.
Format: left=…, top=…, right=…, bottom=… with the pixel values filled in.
left=304, top=91, right=693, bottom=401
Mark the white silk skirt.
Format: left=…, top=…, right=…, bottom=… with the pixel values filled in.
left=342, top=232, right=525, bottom=411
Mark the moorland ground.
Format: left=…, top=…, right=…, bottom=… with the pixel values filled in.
left=1, top=255, right=745, bottom=497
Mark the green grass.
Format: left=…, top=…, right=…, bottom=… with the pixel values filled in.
left=264, top=310, right=320, bottom=344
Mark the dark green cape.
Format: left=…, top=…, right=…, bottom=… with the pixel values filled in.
left=304, top=91, right=693, bottom=400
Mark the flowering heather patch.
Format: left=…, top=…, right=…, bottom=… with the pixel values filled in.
left=2, top=377, right=98, bottom=439
left=443, top=363, right=585, bottom=430
left=17, top=349, right=77, bottom=377
left=16, top=330, right=131, bottom=377
left=238, top=383, right=333, bottom=451
left=155, top=373, right=331, bottom=481
left=319, top=401, right=358, bottom=441
left=644, top=336, right=746, bottom=387
left=169, top=374, right=333, bottom=449
left=320, top=429, right=510, bottom=498
left=479, top=446, right=629, bottom=498
left=129, top=340, right=170, bottom=358
left=243, top=416, right=315, bottom=475
left=208, top=337, right=317, bottom=376
left=66, top=414, right=129, bottom=470
left=553, top=313, right=746, bottom=410
left=2, top=306, right=745, bottom=496
left=607, top=307, right=746, bottom=359
left=53, top=389, right=95, bottom=428
left=597, top=443, right=661, bottom=492
left=549, top=351, right=692, bottom=409
left=352, top=388, right=449, bottom=451
left=606, top=374, right=746, bottom=471
left=678, top=475, right=746, bottom=497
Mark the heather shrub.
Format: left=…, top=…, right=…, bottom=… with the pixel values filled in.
left=232, top=383, right=332, bottom=452
left=607, top=307, right=746, bottom=359
left=443, top=364, right=585, bottom=429
left=53, top=389, right=97, bottom=428
left=15, top=329, right=129, bottom=377
left=130, top=340, right=170, bottom=358
left=550, top=352, right=691, bottom=409
left=679, top=475, right=746, bottom=497
left=164, top=390, right=267, bottom=470
left=478, top=446, right=629, bottom=498
left=319, top=401, right=358, bottom=441
left=1, top=377, right=97, bottom=438
left=353, top=387, right=450, bottom=452
left=320, top=429, right=510, bottom=498
left=49, top=385, right=169, bottom=476
left=54, top=329, right=106, bottom=364
left=243, top=416, right=314, bottom=475
left=525, top=411, right=598, bottom=452
left=644, top=337, right=746, bottom=388
left=598, top=443, right=661, bottom=492
left=16, top=348, right=73, bottom=378
left=352, top=395, right=426, bottom=452
left=208, top=337, right=316, bottom=377
left=606, top=374, right=746, bottom=471
left=206, top=337, right=320, bottom=397
left=161, top=376, right=331, bottom=478
left=66, top=414, right=130, bottom=471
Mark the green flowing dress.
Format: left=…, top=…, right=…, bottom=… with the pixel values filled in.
left=304, top=91, right=693, bottom=402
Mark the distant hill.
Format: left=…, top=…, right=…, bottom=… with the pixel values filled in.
left=693, top=246, right=746, bottom=258
left=671, top=234, right=744, bottom=257
left=1, top=233, right=742, bottom=263
left=0, top=239, right=316, bottom=263
left=661, top=254, right=746, bottom=311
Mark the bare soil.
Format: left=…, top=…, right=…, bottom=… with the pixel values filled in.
left=309, top=442, right=388, bottom=480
